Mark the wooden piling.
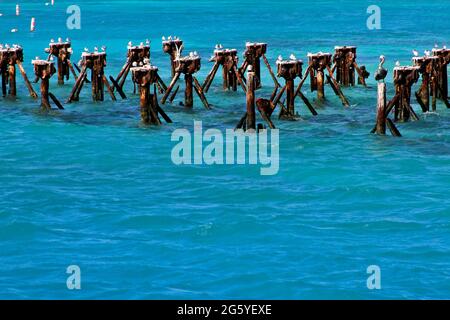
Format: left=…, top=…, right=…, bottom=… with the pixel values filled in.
left=32, top=59, right=58, bottom=110
left=393, top=66, right=420, bottom=122
left=185, top=73, right=193, bottom=108
left=45, top=40, right=74, bottom=85
left=307, top=52, right=350, bottom=106
left=274, top=58, right=311, bottom=119
left=131, top=65, right=171, bottom=125
left=0, top=45, right=38, bottom=98
left=161, top=53, right=209, bottom=109
left=376, top=82, right=387, bottom=134
left=67, top=50, right=116, bottom=103
left=246, top=67, right=256, bottom=130
left=162, top=38, right=183, bottom=77
left=432, top=48, right=450, bottom=105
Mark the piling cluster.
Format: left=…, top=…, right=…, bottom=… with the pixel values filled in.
left=0, top=37, right=448, bottom=137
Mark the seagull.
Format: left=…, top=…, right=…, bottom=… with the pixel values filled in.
left=424, top=50, right=431, bottom=57
left=434, top=43, right=439, bottom=48
left=143, top=58, right=150, bottom=65
left=289, top=54, right=296, bottom=60
left=94, top=47, right=98, bottom=52
left=140, top=42, right=144, bottom=47
left=375, top=55, right=388, bottom=82
left=277, top=55, right=283, bottom=61
left=219, top=44, right=223, bottom=49
left=189, top=51, right=194, bottom=57
left=412, top=50, right=419, bottom=57
left=146, top=39, right=150, bottom=45
left=66, top=37, right=70, bottom=42
left=84, top=47, right=89, bottom=52
left=162, top=36, right=166, bottom=41
left=193, top=51, right=198, bottom=56
left=444, top=45, right=447, bottom=49
left=395, top=60, right=401, bottom=67
left=58, top=37, right=62, bottom=43
left=215, top=44, right=219, bottom=50
left=101, top=46, right=106, bottom=52
left=168, top=36, right=172, bottom=40
left=132, top=62, right=138, bottom=67
left=50, top=39, right=55, bottom=43
left=128, top=41, right=132, bottom=47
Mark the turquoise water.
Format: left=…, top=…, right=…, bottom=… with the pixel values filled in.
left=0, top=0, right=449, bottom=299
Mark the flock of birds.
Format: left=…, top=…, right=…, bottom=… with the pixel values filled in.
left=374, top=44, right=447, bottom=82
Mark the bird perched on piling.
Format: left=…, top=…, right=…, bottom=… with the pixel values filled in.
left=375, top=55, right=388, bottom=82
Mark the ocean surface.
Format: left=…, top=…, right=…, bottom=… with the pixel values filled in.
left=0, top=0, right=449, bottom=299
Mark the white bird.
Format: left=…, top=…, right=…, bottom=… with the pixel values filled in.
left=94, top=47, right=98, bottom=52
left=168, top=36, right=172, bottom=40
left=140, top=42, right=144, bottom=47
left=162, top=36, right=166, bottom=41
left=277, top=55, right=283, bottom=61
left=444, top=45, right=447, bottom=49
left=101, top=46, right=106, bottom=52
left=143, top=58, right=150, bottom=65
left=215, top=44, right=219, bottom=50
left=50, top=39, right=55, bottom=43
left=189, top=51, right=194, bottom=57
left=35, top=56, right=39, bottom=60
left=50, top=56, right=54, bottom=62
left=58, top=37, right=62, bottom=43
left=424, top=50, right=431, bottom=57
left=84, top=47, right=89, bottom=52
left=66, top=38, right=70, bottom=42
left=132, top=62, right=138, bottom=67
left=412, top=50, right=419, bottom=57
left=128, top=41, right=132, bottom=47
left=219, top=44, right=223, bottom=49
left=395, top=60, right=400, bottom=67
left=289, top=54, right=296, bottom=60
left=146, top=39, right=150, bottom=45
left=434, top=43, right=439, bottom=48
left=193, top=51, right=198, bottom=56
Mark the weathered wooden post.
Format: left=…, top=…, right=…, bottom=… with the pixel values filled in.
left=432, top=47, right=450, bottom=107
left=161, top=52, right=210, bottom=110
left=67, top=49, right=117, bottom=103
left=246, top=66, right=256, bottom=130
left=375, top=82, right=387, bottom=134
left=371, top=57, right=401, bottom=137
left=235, top=65, right=280, bottom=131
left=44, top=38, right=77, bottom=85
left=111, top=40, right=164, bottom=98
left=392, top=66, right=420, bottom=122
left=332, top=46, right=370, bottom=87
left=412, top=55, right=440, bottom=112
left=239, top=42, right=280, bottom=90
left=0, top=44, right=38, bottom=98
left=202, top=47, right=246, bottom=93
left=162, top=37, right=183, bottom=77
left=32, top=59, right=64, bottom=110
left=275, top=57, right=318, bottom=119
left=307, top=52, right=350, bottom=106
left=131, top=65, right=172, bottom=125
